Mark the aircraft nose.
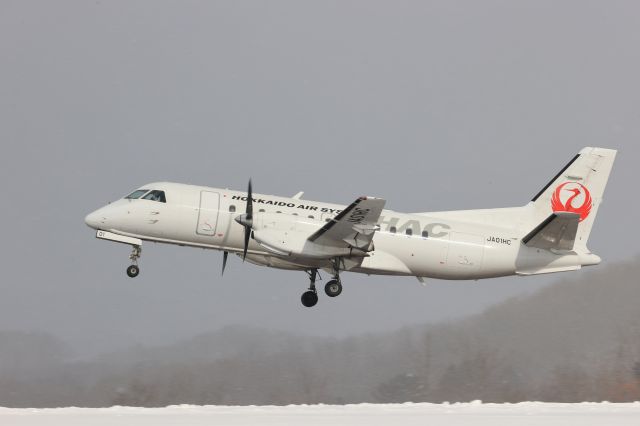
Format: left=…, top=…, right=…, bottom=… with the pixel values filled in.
left=84, top=210, right=106, bottom=229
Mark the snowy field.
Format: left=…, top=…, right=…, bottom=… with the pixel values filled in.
left=1, top=402, right=640, bottom=426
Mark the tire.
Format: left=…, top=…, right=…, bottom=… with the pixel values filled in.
left=301, top=290, right=318, bottom=307
left=324, top=280, right=342, bottom=297
left=126, top=264, right=140, bottom=278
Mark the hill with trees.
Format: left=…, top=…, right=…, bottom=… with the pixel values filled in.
left=1, top=257, right=639, bottom=407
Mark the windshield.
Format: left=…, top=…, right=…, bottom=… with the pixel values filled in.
left=125, top=189, right=150, bottom=199
left=141, top=190, right=166, bottom=203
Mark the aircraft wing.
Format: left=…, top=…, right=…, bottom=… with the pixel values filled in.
left=522, top=212, right=580, bottom=251
left=308, top=196, right=386, bottom=252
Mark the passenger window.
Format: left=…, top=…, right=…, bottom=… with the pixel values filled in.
left=405, top=229, right=413, bottom=236
left=389, top=226, right=396, bottom=233
left=325, top=218, right=330, bottom=222
left=422, top=231, right=429, bottom=238
left=142, top=190, right=166, bottom=203
left=292, top=213, right=298, bottom=216
left=276, top=211, right=282, bottom=214
left=259, top=209, right=265, bottom=213
left=125, top=189, right=149, bottom=199
left=229, top=205, right=236, bottom=212
left=308, top=215, right=315, bottom=219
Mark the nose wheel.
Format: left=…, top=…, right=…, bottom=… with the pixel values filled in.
left=126, top=264, right=140, bottom=278
left=126, top=245, right=142, bottom=278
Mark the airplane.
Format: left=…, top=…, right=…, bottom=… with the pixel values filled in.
left=85, top=147, right=616, bottom=308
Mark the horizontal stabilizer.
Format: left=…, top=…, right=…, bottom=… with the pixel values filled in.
left=522, top=212, right=580, bottom=251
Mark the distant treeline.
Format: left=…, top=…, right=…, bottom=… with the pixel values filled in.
left=1, top=257, right=639, bottom=407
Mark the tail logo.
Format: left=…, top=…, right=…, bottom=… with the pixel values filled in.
left=551, top=182, right=592, bottom=222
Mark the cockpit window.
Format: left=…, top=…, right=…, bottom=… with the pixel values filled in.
left=141, top=190, right=166, bottom=203
left=125, top=189, right=150, bottom=199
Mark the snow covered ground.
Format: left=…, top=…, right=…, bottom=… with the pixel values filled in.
left=1, top=402, right=639, bottom=425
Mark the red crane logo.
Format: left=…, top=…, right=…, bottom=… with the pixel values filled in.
left=551, top=182, right=592, bottom=222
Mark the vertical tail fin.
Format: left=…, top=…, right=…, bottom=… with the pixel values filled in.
left=529, top=147, right=617, bottom=250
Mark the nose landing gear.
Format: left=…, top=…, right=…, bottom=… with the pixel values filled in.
left=126, top=245, right=142, bottom=278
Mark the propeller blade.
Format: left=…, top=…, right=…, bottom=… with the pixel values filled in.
left=222, top=251, right=228, bottom=275
left=246, top=178, right=253, bottom=219
left=242, top=178, right=253, bottom=261
left=243, top=227, right=250, bottom=261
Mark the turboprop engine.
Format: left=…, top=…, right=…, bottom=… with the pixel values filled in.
left=250, top=213, right=367, bottom=259
left=234, top=180, right=371, bottom=260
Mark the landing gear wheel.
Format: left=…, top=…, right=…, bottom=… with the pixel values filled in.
left=126, top=245, right=142, bottom=278
left=324, top=280, right=342, bottom=297
left=126, top=264, right=140, bottom=278
left=301, top=290, right=318, bottom=308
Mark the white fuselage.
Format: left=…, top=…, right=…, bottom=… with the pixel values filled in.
left=84, top=182, right=600, bottom=280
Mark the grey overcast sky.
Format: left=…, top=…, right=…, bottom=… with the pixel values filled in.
left=1, top=0, right=638, bottom=357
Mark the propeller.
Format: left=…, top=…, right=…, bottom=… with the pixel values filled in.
left=234, top=179, right=254, bottom=261
left=222, top=251, right=228, bottom=276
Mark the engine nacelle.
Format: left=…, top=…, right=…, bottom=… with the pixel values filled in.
left=252, top=213, right=367, bottom=259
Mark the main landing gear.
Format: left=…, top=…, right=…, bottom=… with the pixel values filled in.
left=324, top=279, right=342, bottom=297
left=301, top=269, right=319, bottom=308
left=300, top=260, right=343, bottom=307
left=324, top=257, right=343, bottom=298
left=126, top=245, right=142, bottom=278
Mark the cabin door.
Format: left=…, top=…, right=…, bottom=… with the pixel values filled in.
left=196, top=191, right=220, bottom=236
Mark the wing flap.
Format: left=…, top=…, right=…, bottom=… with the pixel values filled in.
left=308, top=196, right=385, bottom=250
left=522, top=212, right=580, bottom=250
